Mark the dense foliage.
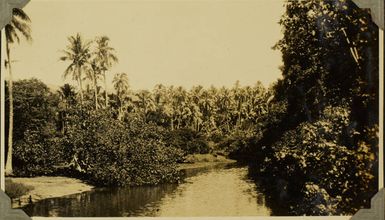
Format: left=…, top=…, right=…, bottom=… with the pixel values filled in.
left=5, top=79, right=64, bottom=176
left=163, top=128, right=211, bottom=155
left=245, top=0, right=379, bottom=215
left=6, top=78, right=270, bottom=186
left=62, top=108, right=183, bottom=186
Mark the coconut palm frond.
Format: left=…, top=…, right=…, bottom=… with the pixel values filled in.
left=5, top=25, right=17, bottom=44
left=59, top=50, right=75, bottom=61
left=5, top=8, right=32, bottom=45
left=12, top=8, right=31, bottom=22
left=108, top=53, right=118, bottom=63
left=11, top=19, right=32, bottom=42
left=63, top=64, right=76, bottom=80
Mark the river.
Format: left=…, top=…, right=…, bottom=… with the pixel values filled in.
left=22, top=163, right=272, bottom=217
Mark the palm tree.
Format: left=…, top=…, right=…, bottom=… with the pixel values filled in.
left=58, top=84, right=77, bottom=133
left=86, top=59, right=101, bottom=109
left=94, top=36, right=118, bottom=108
left=60, top=33, right=91, bottom=105
left=153, top=84, right=166, bottom=106
left=112, top=73, right=130, bottom=119
left=172, top=86, right=188, bottom=129
left=199, top=89, right=215, bottom=132
left=152, top=84, right=176, bottom=126
left=216, top=87, right=233, bottom=132
left=135, top=90, right=155, bottom=122
left=4, top=8, right=32, bottom=175
left=58, top=83, right=77, bottom=104
left=232, top=81, right=245, bottom=127
left=189, top=86, right=204, bottom=131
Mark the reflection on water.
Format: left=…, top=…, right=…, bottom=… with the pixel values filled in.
left=23, top=163, right=271, bottom=217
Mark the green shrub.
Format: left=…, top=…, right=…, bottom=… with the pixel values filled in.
left=6, top=79, right=64, bottom=176
left=291, top=182, right=341, bottom=215
left=268, top=106, right=376, bottom=214
left=163, top=128, right=211, bottom=154
left=219, top=129, right=260, bottom=160
left=64, top=108, right=184, bottom=186
left=5, top=179, right=34, bottom=199
left=13, top=125, right=66, bottom=176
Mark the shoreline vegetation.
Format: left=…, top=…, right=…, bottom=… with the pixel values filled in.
left=4, top=1, right=379, bottom=216
left=8, top=155, right=236, bottom=208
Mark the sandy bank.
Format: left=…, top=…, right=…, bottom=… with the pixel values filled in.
left=7, top=176, right=93, bottom=207
left=178, top=153, right=237, bottom=170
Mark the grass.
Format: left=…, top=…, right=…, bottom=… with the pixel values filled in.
left=183, top=153, right=234, bottom=163
left=177, top=153, right=236, bottom=170
left=5, top=179, right=34, bottom=199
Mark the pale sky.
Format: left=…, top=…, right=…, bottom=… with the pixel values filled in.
left=7, top=0, right=284, bottom=90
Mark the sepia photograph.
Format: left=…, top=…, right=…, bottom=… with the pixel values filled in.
left=0, top=0, right=383, bottom=217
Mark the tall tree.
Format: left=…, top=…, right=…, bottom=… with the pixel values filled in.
left=135, top=90, right=155, bottom=122
left=86, top=59, right=101, bottom=109
left=4, top=8, right=32, bottom=175
left=94, top=36, right=118, bottom=108
left=60, top=33, right=91, bottom=105
left=58, top=84, right=77, bottom=133
left=112, top=72, right=130, bottom=119
left=216, top=86, right=233, bottom=132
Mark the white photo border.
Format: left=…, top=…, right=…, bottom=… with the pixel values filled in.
left=0, top=0, right=383, bottom=219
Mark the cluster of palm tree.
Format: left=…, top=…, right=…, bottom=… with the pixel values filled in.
left=58, top=33, right=273, bottom=135
left=60, top=33, right=118, bottom=109
left=111, top=80, right=272, bottom=134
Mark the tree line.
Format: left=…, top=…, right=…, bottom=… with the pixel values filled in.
left=58, top=32, right=272, bottom=134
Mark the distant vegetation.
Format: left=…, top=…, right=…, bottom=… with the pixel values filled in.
left=4, top=0, right=379, bottom=215
left=5, top=78, right=271, bottom=185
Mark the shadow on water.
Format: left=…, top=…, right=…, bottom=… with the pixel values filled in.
left=246, top=163, right=376, bottom=216
left=23, top=184, right=179, bottom=217
left=245, top=164, right=302, bottom=216
left=22, top=163, right=274, bottom=217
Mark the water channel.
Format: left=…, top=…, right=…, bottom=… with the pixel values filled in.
left=23, top=163, right=273, bottom=217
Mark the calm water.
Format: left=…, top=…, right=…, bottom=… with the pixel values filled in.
left=23, top=163, right=272, bottom=217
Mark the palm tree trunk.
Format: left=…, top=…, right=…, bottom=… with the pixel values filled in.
left=5, top=43, right=13, bottom=176
left=341, top=28, right=360, bottom=68
left=119, top=102, right=123, bottom=121
left=61, top=111, right=65, bottom=134
left=117, top=95, right=123, bottom=120
left=104, top=71, right=108, bottom=108
left=226, top=118, right=230, bottom=133
left=142, top=103, right=147, bottom=122
left=93, top=74, right=98, bottom=109
left=78, top=67, right=84, bottom=105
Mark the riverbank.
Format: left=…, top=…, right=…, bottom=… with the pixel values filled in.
left=7, top=176, right=94, bottom=208
left=7, top=154, right=235, bottom=208
left=178, top=153, right=236, bottom=170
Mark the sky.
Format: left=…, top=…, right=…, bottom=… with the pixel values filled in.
left=5, top=0, right=285, bottom=91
